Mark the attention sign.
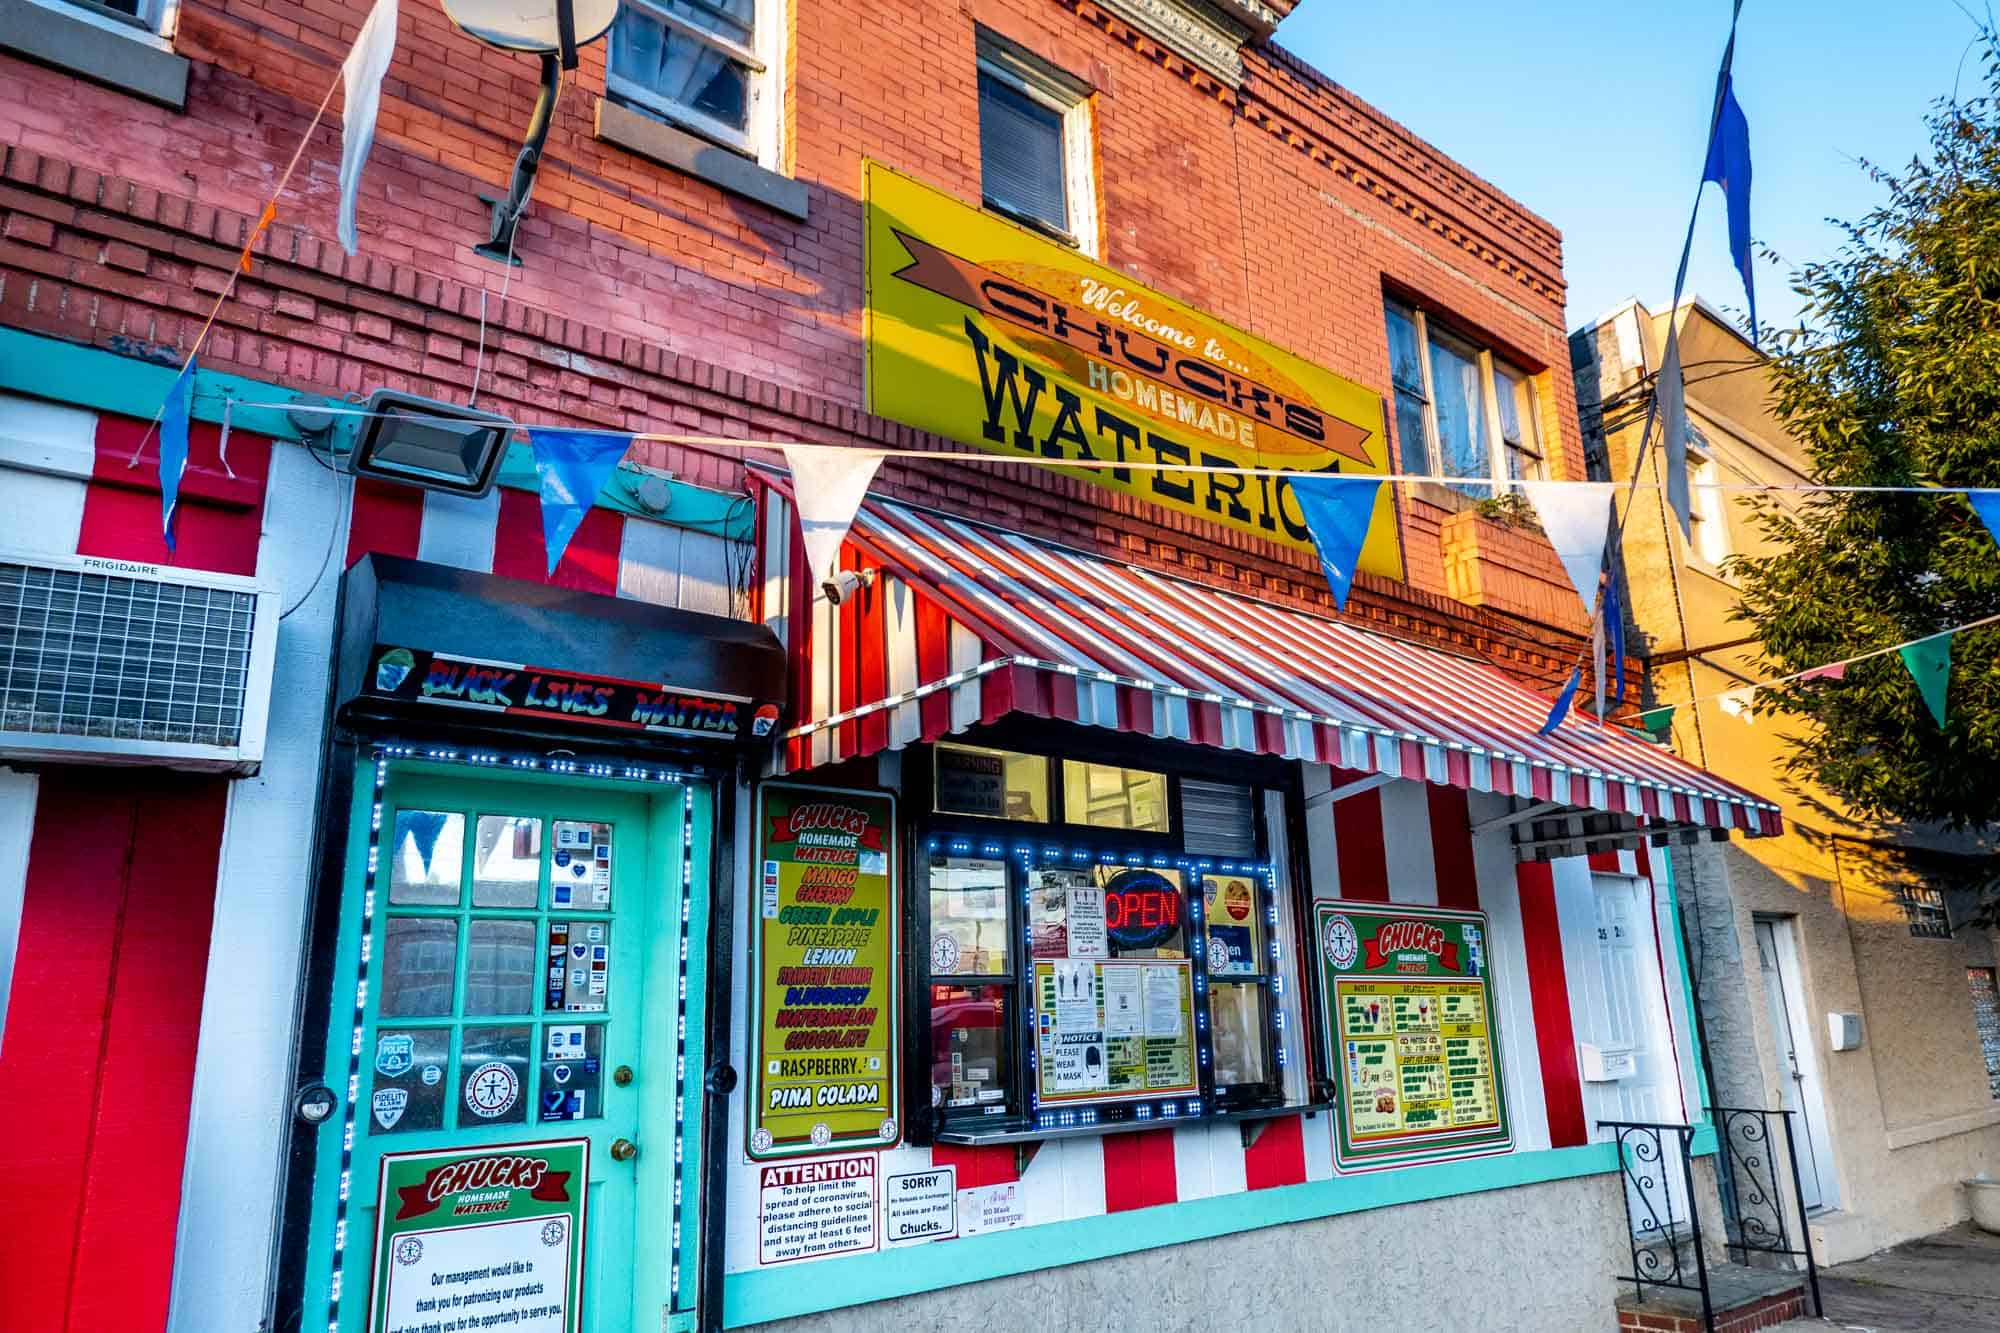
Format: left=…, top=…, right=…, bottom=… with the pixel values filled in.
left=1314, top=902, right=1512, bottom=1172
left=748, top=783, right=900, bottom=1159
left=863, top=161, right=1400, bottom=573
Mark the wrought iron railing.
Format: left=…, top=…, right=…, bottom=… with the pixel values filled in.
left=1710, top=1105, right=1823, bottom=1317
left=1601, top=1119, right=1712, bottom=1327
left=1601, top=1110, right=1825, bottom=1332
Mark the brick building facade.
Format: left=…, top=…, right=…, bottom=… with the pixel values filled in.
left=0, top=2, right=1761, bottom=1330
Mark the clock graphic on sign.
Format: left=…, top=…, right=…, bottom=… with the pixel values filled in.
left=465, top=1061, right=520, bottom=1119
left=930, top=933, right=960, bottom=973
left=1323, top=915, right=1360, bottom=971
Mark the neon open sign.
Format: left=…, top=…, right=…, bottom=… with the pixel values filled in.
left=1102, top=869, right=1182, bottom=950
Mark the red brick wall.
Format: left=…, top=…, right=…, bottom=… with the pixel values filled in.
left=0, top=0, right=1595, bottom=679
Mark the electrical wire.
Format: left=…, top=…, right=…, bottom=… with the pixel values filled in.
left=280, top=431, right=353, bottom=620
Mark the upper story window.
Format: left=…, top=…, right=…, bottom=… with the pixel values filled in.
left=1686, top=433, right=1732, bottom=567
left=975, top=30, right=1098, bottom=255
left=1385, top=298, right=1547, bottom=487
left=609, top=0, right=780, bottom=165
left=51, top=0, right=165, bottom=31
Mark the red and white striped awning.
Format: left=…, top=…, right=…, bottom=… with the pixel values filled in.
left=754, top=478, right=1780, bottom=837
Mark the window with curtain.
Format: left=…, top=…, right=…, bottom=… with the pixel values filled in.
left=975, top=30, right=1096, bottom=252
left=1383, top=297, right=1548, bottom=488
left=608, top=0, right=773, bottom=160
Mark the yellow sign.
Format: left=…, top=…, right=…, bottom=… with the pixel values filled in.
left=1337, top=980, right=1498, bottom=1141
left=1033, top=958, right=1198, bottom=1105
left=863, top=161, right=1401, bottom=573
left=749, top=783, right=900, bottom=1159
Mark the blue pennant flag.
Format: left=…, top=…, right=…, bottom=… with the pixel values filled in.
left=402, top=810, right=449, bottom=875
left=1287, top=474, right=1385, bottom=611
left=1540, top=666, right=1582, bottom=736
left=1703, top=74, right=1756, bottom=342
left=160, top=358, right=196, bottom=552
left=1969, top=490, right=2000, bottom=552
left=530, top=427, right=633, bottom=574
left=1605, top=575, right=1626, bottom=705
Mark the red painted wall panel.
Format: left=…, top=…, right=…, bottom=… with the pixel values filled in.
left=346, top=477, right=425, bottom=568
left=1331, top=788, right=1390, bottom=902
left=1101, top=1128, right=1177, bottom=1212
left=0, top=770, right=226, bottom=1333
left=1516, top=861, right=1588, bottom=1148
left=1243, top=1113, right=1307, bottom=1191
left=1426, top=784, right=1480, bottom=910
left=82, top=413, right=270, bottom=576
left=491, top=487, right=622, bottom=594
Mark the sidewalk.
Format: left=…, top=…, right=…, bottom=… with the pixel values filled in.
left=1776, top=1222, right=2000, bottom=1332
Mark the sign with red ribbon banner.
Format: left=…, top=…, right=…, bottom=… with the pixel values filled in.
left=369, top=1138, right=588, bottom=1333
left=1314, top=903, right=1512, bottom=1173
left=749, top=783, right=901, bottom=1159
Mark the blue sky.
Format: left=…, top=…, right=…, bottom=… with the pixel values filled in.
left=1278, top=0, right=1985, bottom=335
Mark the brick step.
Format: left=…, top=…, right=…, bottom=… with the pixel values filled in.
left=1615, top=1261, right=1808, bottom=1333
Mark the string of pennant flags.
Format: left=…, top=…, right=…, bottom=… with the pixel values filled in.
left=141, top=0, right=1992, bottom=740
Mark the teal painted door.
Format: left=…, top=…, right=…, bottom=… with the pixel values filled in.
left=303, top=757, right=712, bottom=1333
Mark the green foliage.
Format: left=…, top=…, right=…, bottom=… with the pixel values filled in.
left=1729, top=42, right=2000, bottom=835
left=1472, top=492, right=1540, bottom=529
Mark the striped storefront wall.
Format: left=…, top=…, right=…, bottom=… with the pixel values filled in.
left=0, top=391, right=750, bottom=1331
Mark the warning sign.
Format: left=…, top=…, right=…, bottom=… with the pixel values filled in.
left=757, top=1154, right=879, bottom=1265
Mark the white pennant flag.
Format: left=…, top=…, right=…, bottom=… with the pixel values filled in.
left=1718, top=685, right=1758, bottom=723
left=784, top=446, right=886, bottom=596
left=1657, top=321, right=1693, bottom=539
left=1519, top=481, right=1616, bottom=614
left=337, top=0, right=400, bottom=255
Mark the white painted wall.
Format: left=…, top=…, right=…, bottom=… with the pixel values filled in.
left=169, top=442, right=351, bottom=1331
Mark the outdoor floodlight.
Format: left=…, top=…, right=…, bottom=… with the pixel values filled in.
left=351, top=388, right=514, bottom=497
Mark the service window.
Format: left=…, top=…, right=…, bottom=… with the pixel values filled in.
left=919, top=744, right=1295, bottom=1137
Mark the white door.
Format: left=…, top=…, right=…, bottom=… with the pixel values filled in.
left=1590, top=875, right=1689, bottom=1235
left=1754, top=917, right=1838, bottom=1211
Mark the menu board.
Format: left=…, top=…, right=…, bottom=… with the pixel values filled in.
left=1314, top=902, right=1511, bottom=1172
left=749, top=784, right=900, bottom=1159
left=1033, top=959, right=1197, bottom=1104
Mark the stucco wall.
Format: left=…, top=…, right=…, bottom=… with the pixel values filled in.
left=1677, top=841, right=2000, bottom=1264
left=750, top=1170, right=1633, bottom=1332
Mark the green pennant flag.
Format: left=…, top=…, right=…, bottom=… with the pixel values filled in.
left=1638, top=704, right=1675, bottom=739
left=1897, top=632, right=1953, bottom=727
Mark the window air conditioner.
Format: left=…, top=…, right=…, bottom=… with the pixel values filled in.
left=0, top=548, right=279, bottom=774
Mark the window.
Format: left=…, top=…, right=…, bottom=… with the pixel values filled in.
left=608, top=0, right=779, bottom=164
left=55, top=0, right=163, bottom=30
left=1967, top=969, right=2000, bottom=1100
left=1062, top=760, right=1170, bottom=833
left=919, top=746, right=1293, bottom=1137
left=1384, top=299, right=1547, bottom=487
left=1900, top=886, right=1953, bottom=939
left=1686, top=433, right=1732, bottom=566
left=935, top=744, right=1050, bottom=822
left=976, top=31, right=1097, bottom=253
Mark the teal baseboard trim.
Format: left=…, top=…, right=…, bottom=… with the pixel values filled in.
left=722, top=1139, right=1622, bottom=1328
left=0, top=327, right=753, bottom=539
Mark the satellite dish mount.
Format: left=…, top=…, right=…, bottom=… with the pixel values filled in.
left=444, top=0, right=618, bottom=265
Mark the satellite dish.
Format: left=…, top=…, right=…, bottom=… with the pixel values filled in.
left=444, top=0, right=620, bottom=264
left=443, top=0, right=618, bottom=55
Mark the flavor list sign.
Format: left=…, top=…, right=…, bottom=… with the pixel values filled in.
left=749, top=784, right=900, bottom=1159
left=1314, top=902, right=1512, bottom=1172
left=863, top=161, right=1400, bottom=574
left=369, top=1139, right=588, bottom=1333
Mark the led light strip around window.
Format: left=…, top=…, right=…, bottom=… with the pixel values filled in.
left=324, top=743, right=701, bottom=1333
left=930, top=837, right=1283, bottom=1132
